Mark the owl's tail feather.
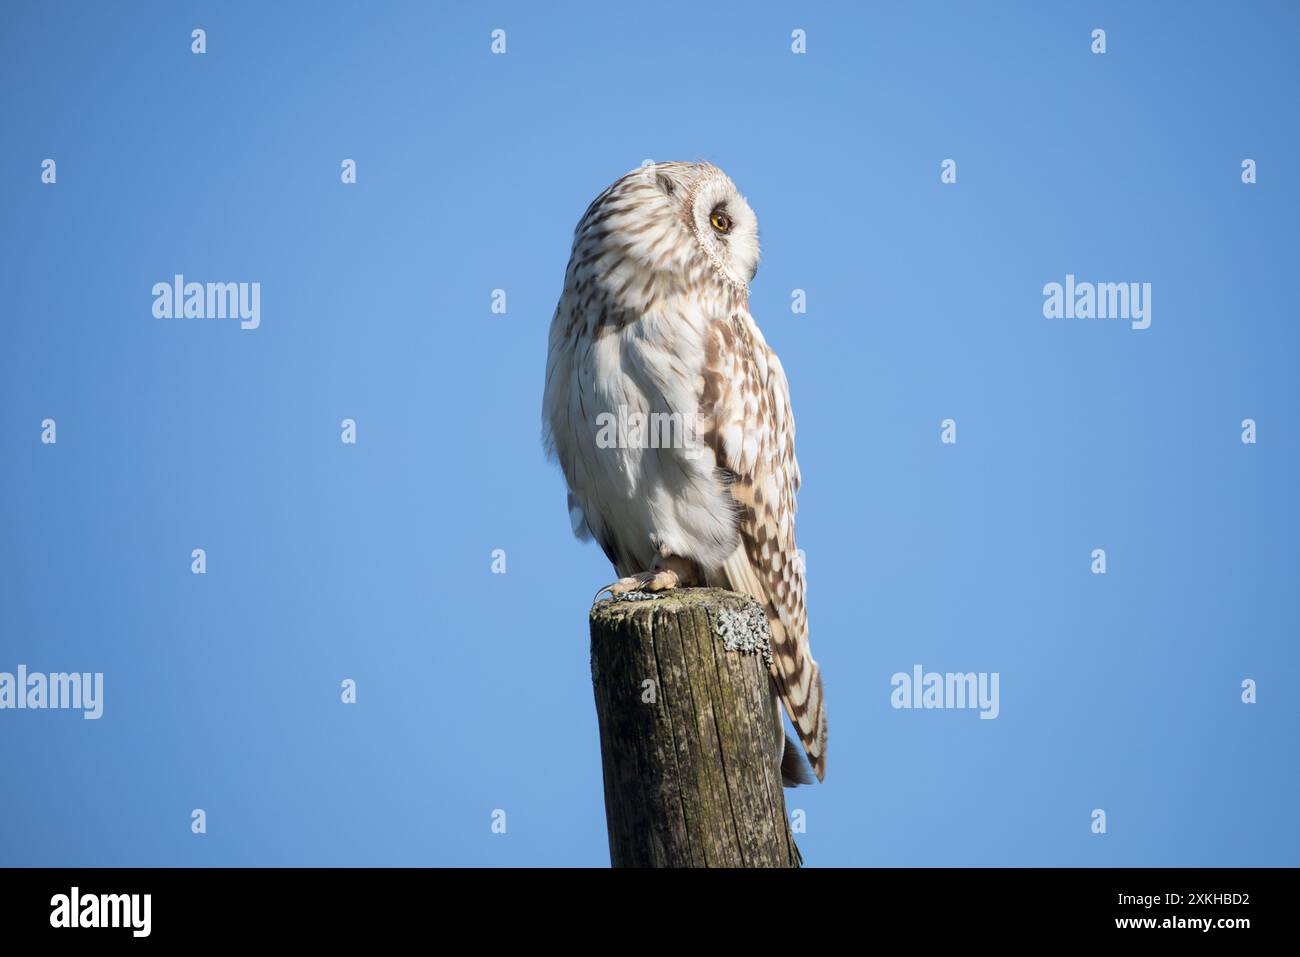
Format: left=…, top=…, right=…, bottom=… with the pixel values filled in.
left=712, top=550, right=829, bottom=783
left=781, top=733, right=814, bottom=787
left=764, top=611, right=827, bottom=782
left=781, top=657, right=827, bottom=783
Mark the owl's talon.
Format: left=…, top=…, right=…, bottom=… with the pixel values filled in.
left=639, top=568, right=680, bottom=592
left=592, top=569, right=681, bottom=604
left=592, top=581, right=624, bottom=603
left=593, top=577, right=640, bottom=603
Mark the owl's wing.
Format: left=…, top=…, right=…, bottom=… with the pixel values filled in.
left=702, top=310, right=827, bottom=781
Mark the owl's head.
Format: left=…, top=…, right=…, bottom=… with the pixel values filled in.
left=574, top=162, right=760, bottom=297
left=664, top=162, right=760, bottom=289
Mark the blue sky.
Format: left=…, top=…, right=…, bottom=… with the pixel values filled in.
left=1, top=1, right=1296, bottom=866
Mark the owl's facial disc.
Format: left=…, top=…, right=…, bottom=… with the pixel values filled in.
left=689, top=172, right=759, bottom=288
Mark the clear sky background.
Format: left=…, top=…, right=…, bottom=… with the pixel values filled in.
left=1, top=1, right=1296, bottom=867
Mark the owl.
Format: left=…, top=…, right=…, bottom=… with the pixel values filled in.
left=542, top=162, right=826, bottom=785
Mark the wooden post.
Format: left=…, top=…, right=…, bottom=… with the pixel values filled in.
left=589, top=587, right=801, bottom=868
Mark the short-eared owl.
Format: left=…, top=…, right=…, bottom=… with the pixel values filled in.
left=543, top=162, right=826, bottom=785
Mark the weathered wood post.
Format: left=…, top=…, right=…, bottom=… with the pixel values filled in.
left=589, top=587, right=801, bottom=867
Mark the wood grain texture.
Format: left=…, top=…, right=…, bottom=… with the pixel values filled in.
left=589, top=588, right=801, bottom=868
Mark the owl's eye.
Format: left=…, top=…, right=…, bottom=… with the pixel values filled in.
left=709, top=209, right=732, bottom=234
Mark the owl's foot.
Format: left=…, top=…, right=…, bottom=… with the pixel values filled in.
left=593, top=568, right=681, bottom=604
